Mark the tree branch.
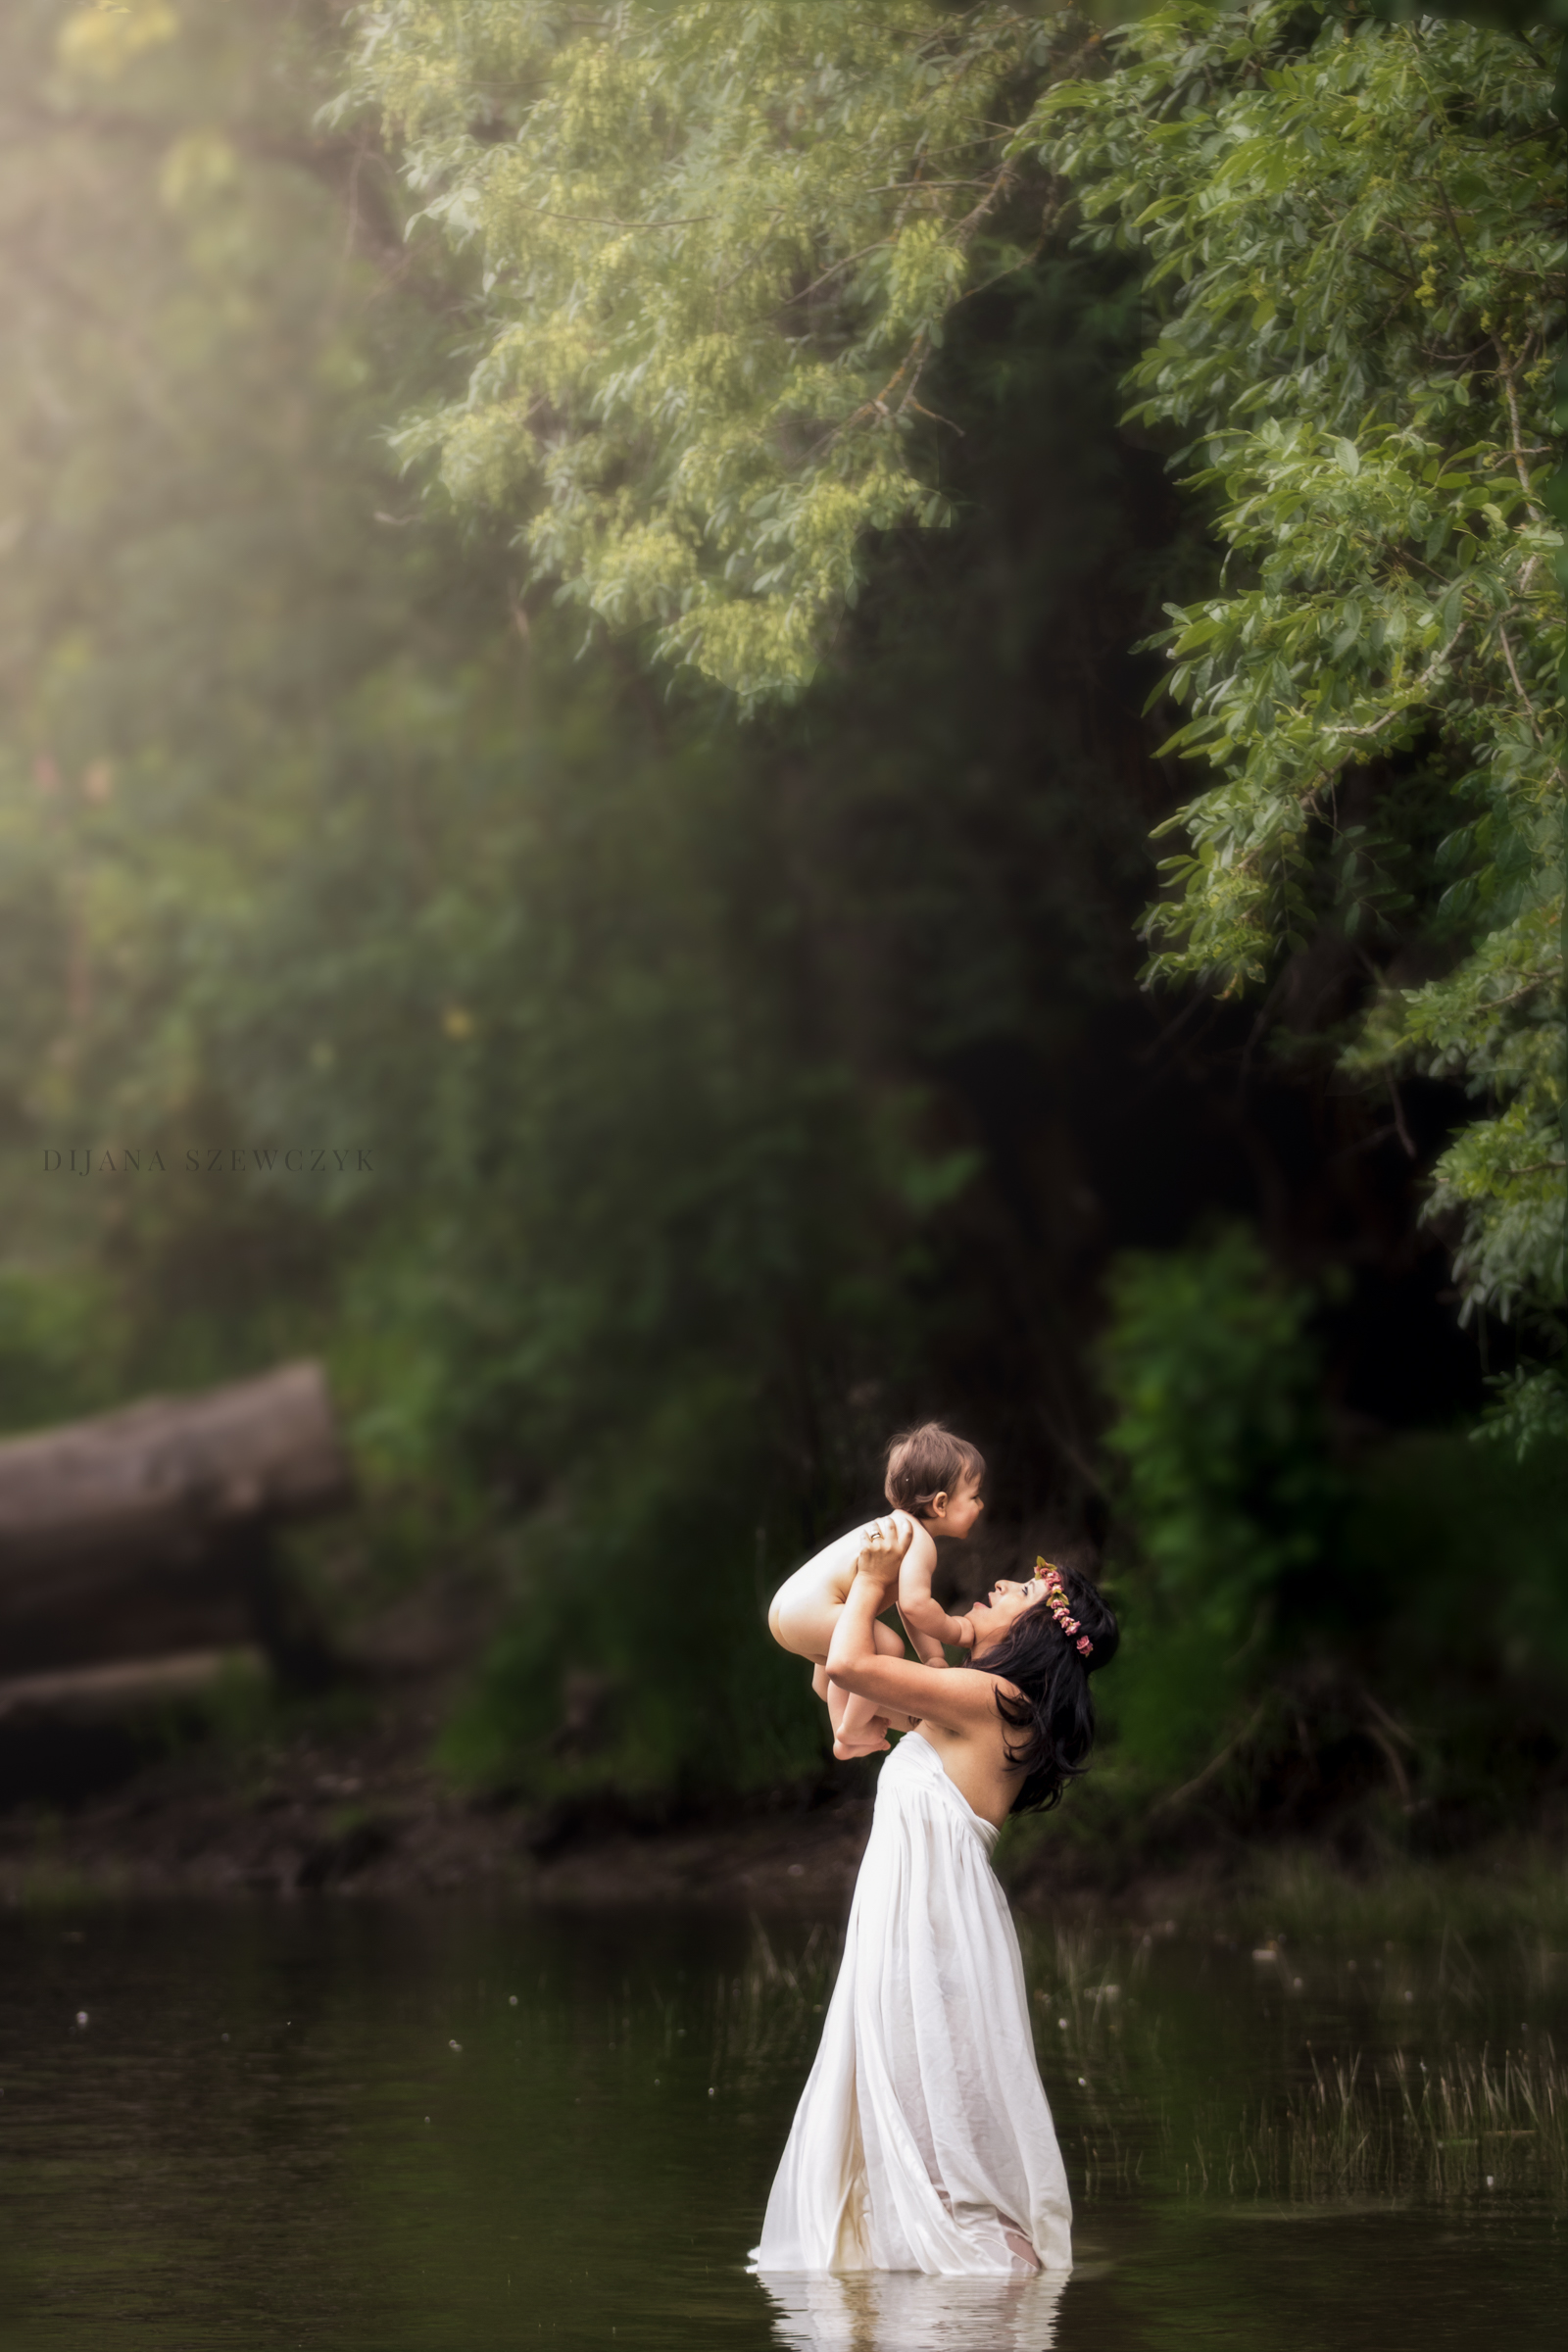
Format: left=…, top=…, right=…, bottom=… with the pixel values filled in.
left=1151, top=1702, right=1268, bottom=1814
left=1495, top=622, right=1543, bottom=741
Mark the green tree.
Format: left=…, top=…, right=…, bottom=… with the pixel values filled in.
left=0, top=0, right=1175, bottom=1797
left=1036, top=2, right=1565, bottom=1441
left=0, top=0, right=462, bottom=1385
left=4, top=0, right=1553, bottom=1815
left=350, top=1, right=1564, bottom=1436
left=1097, top=1228, right=1340, bottom=1779
left=338, top=0, right=1073, bottom=704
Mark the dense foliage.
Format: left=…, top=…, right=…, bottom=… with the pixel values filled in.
left=1037, top=3, right=1565, bottom=1441
left=0, top=0, right=1562, bottom=1832
left=0, top=0, right=887, bottom=1788
left=0, top=0, right=1180, bottom=1798
left=1092, top=1230, right=1338, bottom=1784
left=339, top=0, right=1063, bottom=704
left=1102, top=1231, right=1338, bottom=1643
left=1092, top=1226, right=1568, bottom=1827
left=352, top=0, right=1565, bottom=1442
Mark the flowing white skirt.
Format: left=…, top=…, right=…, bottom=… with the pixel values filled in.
left=751, top=1732, right=1072, bottom=2276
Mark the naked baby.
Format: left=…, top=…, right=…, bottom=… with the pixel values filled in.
left=767, top=1422, right=985, bottom=1759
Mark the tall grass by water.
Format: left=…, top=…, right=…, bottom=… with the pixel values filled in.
left=1177, top=2038, right=1567, bottom=2204
left=710, top=1915, right=1568, bottom=2211
left=708, top=1921, right=838, bottom=2083
left=1015, top=1918, right=1568, bottom=2211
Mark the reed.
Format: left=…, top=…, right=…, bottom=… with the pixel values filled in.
left=705, top=1921, right=839, bottom=2082
left=1178, top=2036, right=1566, bottom=2204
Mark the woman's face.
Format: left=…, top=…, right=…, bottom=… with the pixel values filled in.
left=966, top=1575, right=1044, bottom=1652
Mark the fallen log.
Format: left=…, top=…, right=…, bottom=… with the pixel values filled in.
left=0, top=1646, right=268, bottom=1729
left=0, top=1359, right=349, bottom=1569
left=0, top=1361, right=351, bottom=1676
left=0, top=1647, right=269, bottom=1810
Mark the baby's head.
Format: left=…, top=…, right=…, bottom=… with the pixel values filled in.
left=884, top=1422, right=985, bottom=1539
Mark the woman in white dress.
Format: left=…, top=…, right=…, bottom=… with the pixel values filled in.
left=753, top=1522, right=1118, bottom=2281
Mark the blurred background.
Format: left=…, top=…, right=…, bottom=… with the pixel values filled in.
left=0, top=0, right=1563, bottom=1893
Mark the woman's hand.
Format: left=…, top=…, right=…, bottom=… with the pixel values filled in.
left=856, top=1513, right=911, bottom=1594
left=827, top=1515, right=1015, bottom=1741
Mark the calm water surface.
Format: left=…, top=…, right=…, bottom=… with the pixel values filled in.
left=0, top=1900, right=1561, bottom=2349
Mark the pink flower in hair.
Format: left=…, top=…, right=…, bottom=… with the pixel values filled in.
left=1034, top=1555, right=1093, bottom=1660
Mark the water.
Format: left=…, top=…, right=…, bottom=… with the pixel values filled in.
left=0, top=1902, right=1562, bottom=2348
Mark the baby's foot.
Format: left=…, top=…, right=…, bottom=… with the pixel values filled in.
left=832, top=1733, right=891, bottom=1760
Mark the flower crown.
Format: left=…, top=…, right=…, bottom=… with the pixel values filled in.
left=1035, top=1559, right=1093, bottom=1657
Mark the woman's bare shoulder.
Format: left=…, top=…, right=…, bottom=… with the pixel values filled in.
left=914, top=1663, right=1021, bottom=1734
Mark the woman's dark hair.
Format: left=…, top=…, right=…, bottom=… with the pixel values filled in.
left=971, top=1565, right=1119, bottom=1815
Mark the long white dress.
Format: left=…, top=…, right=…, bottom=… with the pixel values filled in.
left=751, top=1731, right=1072, bottom=2277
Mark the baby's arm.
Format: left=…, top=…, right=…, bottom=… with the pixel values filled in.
left=897, top=1522, right=975, bottom=1656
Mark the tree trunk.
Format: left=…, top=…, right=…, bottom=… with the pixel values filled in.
left=0, top=1361, right=351, bottom=1675
left=0, top=1646, right=268, bottom=1728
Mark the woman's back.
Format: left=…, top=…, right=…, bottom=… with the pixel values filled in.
left=907, top=1710, right=1023, bottom=1829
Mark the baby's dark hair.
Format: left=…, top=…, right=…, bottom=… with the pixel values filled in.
left=883, top=1422, right=984, bottom=1517
left=971, top=1563, right=1119, bottom=1815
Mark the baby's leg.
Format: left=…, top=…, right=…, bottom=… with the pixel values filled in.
left=827, top=1678, right=889, bottom=1756
left=770, top=1594, right=842, bottom=1723
left=832, top=1690, right=889, bottom=1759
left=831, top=1621, right=906, bottom=1760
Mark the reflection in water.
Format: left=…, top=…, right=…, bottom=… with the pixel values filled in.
left=757, top=2267, right=1065, bottom=2351
left=0, top=1906, right=1563, bottom=2350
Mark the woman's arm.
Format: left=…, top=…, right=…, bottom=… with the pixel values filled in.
left=828, top=1563, right=1006, bottom=1738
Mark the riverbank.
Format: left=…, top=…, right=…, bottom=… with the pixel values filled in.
left=6, top=1688, right=1567, bottom=1944
left=0, top=1683, right=877, bottom=1911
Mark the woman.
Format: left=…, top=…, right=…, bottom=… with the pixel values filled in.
left=752, top=1519, right=1118, bottom=2278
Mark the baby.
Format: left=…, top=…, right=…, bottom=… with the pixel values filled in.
left=767, top=1422, right=986, bottom=1759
